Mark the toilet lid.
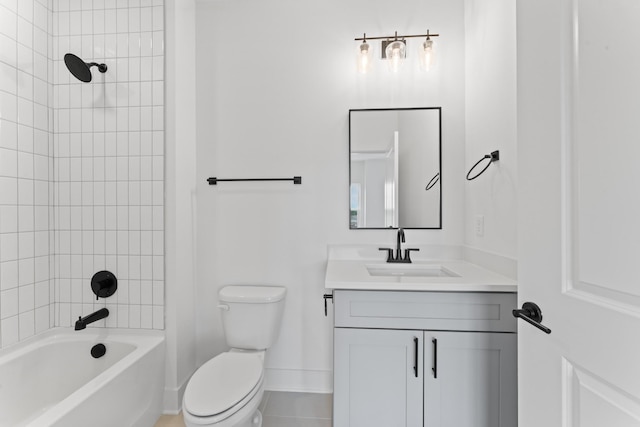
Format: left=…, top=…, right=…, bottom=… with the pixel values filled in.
left=184, top=352, right=263, bottom=417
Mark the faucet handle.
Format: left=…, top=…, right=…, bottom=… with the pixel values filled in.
left=403, top=248, right=420, bottom=263
left=379, top=248, right=394, bottom=262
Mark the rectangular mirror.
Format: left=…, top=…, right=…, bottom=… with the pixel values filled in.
left=349, top=107, right=441, bottom=229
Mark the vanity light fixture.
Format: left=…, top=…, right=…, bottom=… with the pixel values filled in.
left=418, top=30, right=436, bottom=71
left=357, top=34, right=373, bottom=74
left=383, top=32, right=407, bottom=72
left=354, top=30, right=440, bottom=74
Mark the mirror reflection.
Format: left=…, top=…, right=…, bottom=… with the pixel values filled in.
left=349, top=108, right=441, bottom=229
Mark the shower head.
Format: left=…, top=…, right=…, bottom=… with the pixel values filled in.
left=64, top=53, right=108, bottom=83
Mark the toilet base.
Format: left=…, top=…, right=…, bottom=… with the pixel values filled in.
left=183, top=380, right=264, bottom=427
left=242, top=409, right=262, bottom=427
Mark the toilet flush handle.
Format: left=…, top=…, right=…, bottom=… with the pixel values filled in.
left=217, top=304, right=230, bottom=311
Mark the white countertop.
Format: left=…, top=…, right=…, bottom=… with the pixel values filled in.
left=324, top=246, right=517, bottom=292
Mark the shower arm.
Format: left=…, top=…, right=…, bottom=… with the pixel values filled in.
left=87, top=62, right=108, bottom=73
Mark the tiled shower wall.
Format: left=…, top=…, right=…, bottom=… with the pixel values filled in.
left=0, top=0, right=164, bottom=349
left=0, top=0, right=55, bottom=348
left=52, top=0, right=164, bottom=330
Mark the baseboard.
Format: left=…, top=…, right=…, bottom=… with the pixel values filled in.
left=163, top=379, right=188, bottom=415
left=463, top=245, right=517, bottom=280
left=265, top=368, right=333, bottom=393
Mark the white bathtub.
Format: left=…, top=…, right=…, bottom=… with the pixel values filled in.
left=0, top=328, right=165, bottom=427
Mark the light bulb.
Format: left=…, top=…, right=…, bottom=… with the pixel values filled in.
left=357, top=41, right=372, bottom=74
left=385, top=40, right=406, bottom=73
left=418, top=38, right=436, bottom=72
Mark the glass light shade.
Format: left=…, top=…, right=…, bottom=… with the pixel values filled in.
left=357, top=41, right=373, bottom=74
left=418, top=38, right=436, bottom=72
left=385, top=40, right=406, bottom=72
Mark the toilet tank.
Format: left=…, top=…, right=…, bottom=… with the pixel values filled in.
left=218, top=285, right=287, bottom=350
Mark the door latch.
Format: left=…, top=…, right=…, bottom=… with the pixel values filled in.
left=512, top=301, right=552, bottom=334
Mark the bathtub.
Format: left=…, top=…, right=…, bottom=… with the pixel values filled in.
left=0, top=327, right=165, bottom=427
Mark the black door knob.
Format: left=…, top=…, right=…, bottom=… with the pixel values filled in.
left=512, top=302, right=551, bottom=334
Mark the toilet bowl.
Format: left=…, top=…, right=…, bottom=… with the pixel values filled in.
left=183, top=351, right=265, bottom=427
left=182, top=285, right=287, bottom=427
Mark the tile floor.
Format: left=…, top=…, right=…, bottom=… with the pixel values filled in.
left=154, top=391, right=332, bottom=427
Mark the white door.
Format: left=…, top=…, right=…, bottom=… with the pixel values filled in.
left=393, top=130, right=400, bottom=227
left=517, top=0, right=640, bottom=425
left=333, top=328, right=423, bottom=427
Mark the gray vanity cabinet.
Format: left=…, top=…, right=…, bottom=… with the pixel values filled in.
left=332, top=290, right=517, bottom=427
left=334, top=328, right=424, bottom=427
left=423, top=331, right=517, bottom=427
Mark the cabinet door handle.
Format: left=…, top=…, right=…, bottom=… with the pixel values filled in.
left=432, top=338, right=438, bottom=378
left=413, top=337, right=419, bottom=378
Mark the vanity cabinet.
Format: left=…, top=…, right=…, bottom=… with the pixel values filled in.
left=332, top=290, right=517, bottom=427
left=334, top=328, right=424, bottom=426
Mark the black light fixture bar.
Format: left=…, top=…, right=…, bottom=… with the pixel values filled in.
left=354, top=31, right=440, bottom=41
left=207, top=176, right=302, bottom=185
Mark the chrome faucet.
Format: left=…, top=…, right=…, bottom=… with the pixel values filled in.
left=74, top=308, right=109, bottom=330
left=379, top=228, right=420, bottom=263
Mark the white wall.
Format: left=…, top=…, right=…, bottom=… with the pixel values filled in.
left=463, top=0, right=517, bottom=264
left=194, top=0, right=466, bottom=392
left=163, top=0, right=198, bottom=413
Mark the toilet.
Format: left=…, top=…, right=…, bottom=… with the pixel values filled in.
left=182, top=285, right=287, bottom=427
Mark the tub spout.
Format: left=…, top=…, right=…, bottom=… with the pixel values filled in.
left=75, top=308, right=109, bottom=330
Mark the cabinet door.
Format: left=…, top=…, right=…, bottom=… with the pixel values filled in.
left=334, top=328, right=423, bottom=427
left=424, top=332, right=517, bottom=427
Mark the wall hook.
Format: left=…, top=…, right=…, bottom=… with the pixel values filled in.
left=466, top=150, right=499, bottom=181
left=425, top=172, right=440, bottom=190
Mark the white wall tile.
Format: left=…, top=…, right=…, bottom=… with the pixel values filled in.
left=140, top=7, right=151, bottom=32
left=2, top=1, right=164, bottom=345
left=104, top=8, right=116, bottom=34
left=1, top=288, right=19, bottom=319
left=116, top=7, right=127, bottom=33
left=152, top=6, right=162, bottom=31
left=0, top=314, right=19, bottom=346
left=0, top=61, right=17, bottom=94
left=18, top=311, right=35, bottom=340
left=18, top=257, right=34, bottom=285
left=0, top=177, right=18, bottom=205
left=18, top=206, right=34, bottom=232
left=0, top=33, right=17, bottom=67
left=0, top=147, right=18, bottom=177
left=92, top=9, right=105, bottom=35
left=17, top=17, right=34, bottom=48
left=0, top=120, right=18, bottom=150
left=35, top=305, right=49, bottom=332
left=17, top=0, right=33, bottom=21
left=33, top=52, right=47, bottom=81
left=0, top=260, right=18, bottom=290
left=34, top=27, right=48, bottom=56
left=140, top=31, right=152, bottom=57
left=34, top=2, right=48, bottom=31
left=18, top=284, right=35, bottom=313
left=1, top=5, right=18, bottom=35
left=17, top=98, right=34, bottom=127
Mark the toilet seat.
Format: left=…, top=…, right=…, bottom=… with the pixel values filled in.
left=183, top=352, right=264, bottom=421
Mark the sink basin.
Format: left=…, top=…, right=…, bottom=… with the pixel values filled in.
left=366, top=264, right=460, bottom=278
